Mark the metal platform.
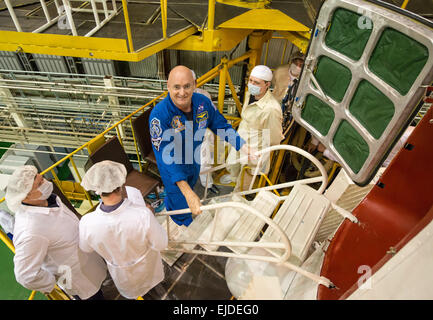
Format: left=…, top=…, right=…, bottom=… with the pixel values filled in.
left=0, top=0, right=252, bottom=51
left=0, top=0, right=317, bottom=61
left=0, top=0, right=431, bottom=59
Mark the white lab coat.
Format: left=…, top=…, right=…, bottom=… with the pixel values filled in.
left=195, top=88, right=216, bottom=187
left=227, top=89, right=283, bottom=180
left=78, top=187, right=168, bottom=299
left=12, top=196, right=107, bottom=299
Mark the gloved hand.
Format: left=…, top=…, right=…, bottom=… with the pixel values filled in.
left=240, top=144, right=258, bottom=162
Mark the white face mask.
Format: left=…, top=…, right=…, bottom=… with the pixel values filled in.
left=290, top=63, right=302, bottom=78
left=35, top=180, right=53, bottom=200
left=248, top=83, right=262, bottom=96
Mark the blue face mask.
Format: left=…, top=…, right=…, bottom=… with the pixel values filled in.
left=248, top=83, right=262, bottom=96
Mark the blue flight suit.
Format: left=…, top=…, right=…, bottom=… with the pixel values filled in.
left=149, top=92, right=245, bottom=226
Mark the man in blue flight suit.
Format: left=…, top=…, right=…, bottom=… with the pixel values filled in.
left=149, top=65, right=254, bottom=226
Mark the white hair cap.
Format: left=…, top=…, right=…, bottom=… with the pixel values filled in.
left=250, top=65, right=273, bottom=82
left=5, top=165, right=38, bottom=213
left=81, top=160, right=127, bottom=195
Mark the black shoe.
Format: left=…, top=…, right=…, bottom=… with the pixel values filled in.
left=209, top=184, right=220, bottom=194
left=245, top=194, right=255, bottom=201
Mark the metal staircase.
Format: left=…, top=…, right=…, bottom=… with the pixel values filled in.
left=158, top=146, right=358, bottom=291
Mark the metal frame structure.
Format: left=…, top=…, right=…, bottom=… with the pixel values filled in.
left=3, top=0, right=118, bottom=36
left=0, top=0, right=312, bottom=61
left=3, top=0, right=63, bottom=34
left=62, top=0, right=119, bottom=37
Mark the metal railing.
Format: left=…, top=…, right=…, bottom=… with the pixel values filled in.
left=200, top=145, right=329, bottom=202
left=3, top=0, right=118, bottom=36
left=160, top=201, right=335, bottom=288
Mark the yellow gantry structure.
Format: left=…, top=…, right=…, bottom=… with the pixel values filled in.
left=0, top=0, right=312, bottom=62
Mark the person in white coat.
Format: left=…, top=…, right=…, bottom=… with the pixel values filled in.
left=225, top=65, right=283, bottom=191
left=5, top=165, right=107, bottom=300
left=79, top=160, right=168, bottom=299
left=191, top=70, right=220, bottom=195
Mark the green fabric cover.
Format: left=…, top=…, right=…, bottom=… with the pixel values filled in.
left=333, top=120, right=369, bottom=174
left=314, top=56, right=352, bottom=102
left=369, top=28, right=429, bottom=96
left=325, top=7, right=373, bottom=61
left=349, top=80, right=395, bottom=139
left=301, top=94, right=335, bottom=136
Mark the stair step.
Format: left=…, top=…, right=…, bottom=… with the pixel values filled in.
left=225, top=190, right=280, bottom=254
left=160, top=216, right=188, bottom=266
left=198, top=195, right=247, bottom=252
left=160, top=206, right=214, bottom=266
left=260, top=184, right=330, bottom=265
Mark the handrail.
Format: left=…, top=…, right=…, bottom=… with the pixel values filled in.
left=4, top=0, right=119, bottom=36
left=161, top=202, right=291, bottom=262
left=0, top=229, right=14, bottom=253
left=201, top=144, right=328, bottom=194
left=159, top=201, right=334, bottom=288
left=160, top=0, right=168, bottom=39
left=207, top=0, right=216, bottom=31
left=121, top=0, right=136, bottom=51
left=28, top=291, right=36, bottom=300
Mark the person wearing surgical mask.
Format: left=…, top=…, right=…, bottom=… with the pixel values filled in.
left=272, top=51, right=305, bottom=134
left=5, top=165, right=107, bottom=300
left=223, top=65, right=284, bottom=191
left=272, top=51, right=305, bottom=104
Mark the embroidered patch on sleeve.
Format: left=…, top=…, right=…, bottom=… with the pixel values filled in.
left=152, top=137, right=162, bottom=151
left=150, top=117, right=163, bottom=151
